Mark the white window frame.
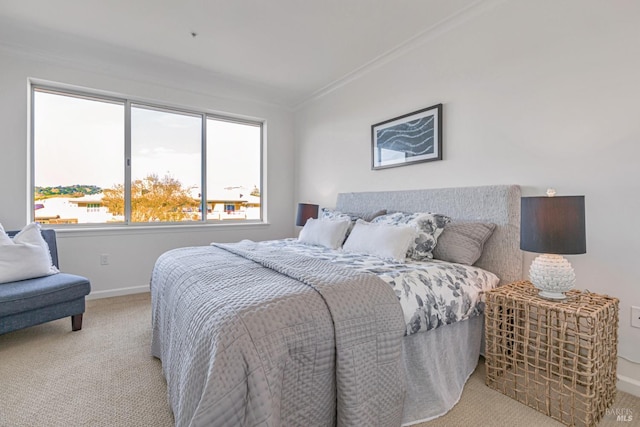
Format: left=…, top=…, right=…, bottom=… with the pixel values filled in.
left=29, top=83, right=265, bottom=227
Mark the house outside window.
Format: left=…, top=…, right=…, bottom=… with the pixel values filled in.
left=31, top=85, right=263, bottom=226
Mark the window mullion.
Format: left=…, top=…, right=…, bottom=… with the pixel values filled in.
left=124, top=101, right=132, bottom=224
left=201, top=113, right=207, bottom=223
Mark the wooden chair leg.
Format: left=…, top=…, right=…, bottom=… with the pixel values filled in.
left=71, top=313, right=83, bottom=331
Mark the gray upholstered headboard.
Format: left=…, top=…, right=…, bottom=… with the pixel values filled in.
left=335, top=185, right=522, bottom=285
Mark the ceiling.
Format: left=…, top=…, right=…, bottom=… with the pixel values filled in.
left=0, top=0, right=480, bottom=107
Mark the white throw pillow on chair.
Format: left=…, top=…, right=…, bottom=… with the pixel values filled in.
left=0, top=223, right=59, bottom=284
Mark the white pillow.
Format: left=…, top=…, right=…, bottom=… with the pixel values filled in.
left=372, top=211, right=451, bottom=260
left=298, top=218, right=351, bottom=249
left=0, top=223, right=59, bottom=284
left=343, top=220, right=416, bottom=262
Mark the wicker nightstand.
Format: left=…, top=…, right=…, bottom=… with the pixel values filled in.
left=484, top=281, right=619, bottom=427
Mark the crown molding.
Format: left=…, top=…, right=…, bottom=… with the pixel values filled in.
left=294, top=0, right=507, bottom=111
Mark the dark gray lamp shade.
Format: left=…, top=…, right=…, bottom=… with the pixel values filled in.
left=520, top=196, right=586, bottom=254
left=295, top=203, right=319, bottom=226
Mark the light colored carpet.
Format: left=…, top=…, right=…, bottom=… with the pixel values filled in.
left=0, top=293, right=173, bottom=427
left=0, top=294, right=637, bottom=427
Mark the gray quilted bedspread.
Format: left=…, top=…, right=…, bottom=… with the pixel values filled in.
left=151, top=240, right=406, bottom=427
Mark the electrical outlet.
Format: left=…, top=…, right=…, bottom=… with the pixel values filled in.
left=100, top=254, right=110, bottom=266
left=632, top=306, right=640, bottom=329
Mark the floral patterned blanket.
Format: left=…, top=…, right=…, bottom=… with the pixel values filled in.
left=258, top=239, right=500, bottom=336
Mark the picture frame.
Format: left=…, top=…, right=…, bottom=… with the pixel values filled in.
left=371, top=103, right=442, bottom=170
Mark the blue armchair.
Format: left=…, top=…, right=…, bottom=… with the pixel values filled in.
left=0, top=229, right=91, bottom=334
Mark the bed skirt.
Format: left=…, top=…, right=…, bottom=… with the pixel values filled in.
left=401, top=315, right=483, bottom=425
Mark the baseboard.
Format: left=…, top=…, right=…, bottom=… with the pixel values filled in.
left=617, top=374, right=640, bottom=398
left=87, top=285, right=149, bottom=300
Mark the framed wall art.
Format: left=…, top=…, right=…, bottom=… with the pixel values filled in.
left=371, top=103, right=442, bottom=170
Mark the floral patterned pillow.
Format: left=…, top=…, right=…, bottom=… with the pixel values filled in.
left=371, top=211, right=451, bottom=260
left=321, top=208, right=387, bottom=223
left=320, top=208, right=387, bottom=238
left=320, top=208, right=351, bottom=222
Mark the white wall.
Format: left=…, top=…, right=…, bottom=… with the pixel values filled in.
left=0, top=33, right=296, bottom=298
left=295, top=0, right=640, bottom=393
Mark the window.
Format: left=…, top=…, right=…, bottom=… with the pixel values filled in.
left=130, top=105, right=202, bottom=223
left=33, top=90, right=124, bottom=225
left=32, top=86, right=263, bottom=225
left=207, top=118, right=262, bottom=221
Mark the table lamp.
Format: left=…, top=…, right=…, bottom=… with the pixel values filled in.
left=295, top=203, right=319, bottom=226
left=520, top=190, right=586, bottom=300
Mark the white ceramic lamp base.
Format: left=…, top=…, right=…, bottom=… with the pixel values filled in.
left=529, top=254, right=576, bottom=300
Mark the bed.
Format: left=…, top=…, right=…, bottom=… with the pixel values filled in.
left=151, top=184, right=522, bottom=427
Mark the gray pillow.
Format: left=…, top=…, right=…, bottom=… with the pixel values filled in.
left=432, top=222, right=496, bottom=265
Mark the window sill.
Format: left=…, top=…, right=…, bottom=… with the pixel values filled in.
left=51, top=221, right=271, bottom=238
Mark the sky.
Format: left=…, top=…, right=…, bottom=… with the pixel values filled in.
left=34, top=91, right=261, bottom=196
